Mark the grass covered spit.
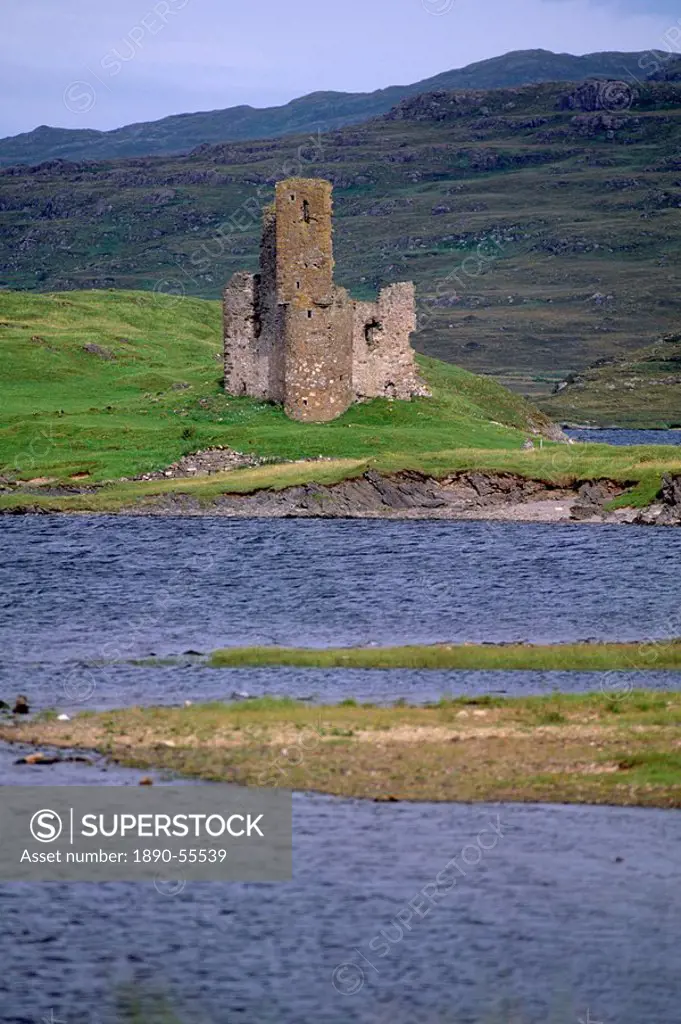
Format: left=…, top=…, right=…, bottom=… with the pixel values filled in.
left=208, top=639, right=681, bottom=671
left=3, top=692, right=681, bottom=807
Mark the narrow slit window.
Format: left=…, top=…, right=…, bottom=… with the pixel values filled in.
left=302, top=199, right=311, bottom=223
left=307, top=310, right=313, bottom=318
left=364, top=319, right=382, bottom=348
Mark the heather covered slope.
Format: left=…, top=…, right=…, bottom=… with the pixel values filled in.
left=2, top=79, right=681, bottom=396
left=0, top=48, right=657, bottom=166
left=540, top=334, right=681, bottom=428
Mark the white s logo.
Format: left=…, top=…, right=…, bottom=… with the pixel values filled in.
left=30, top=809, right=63, bottom=843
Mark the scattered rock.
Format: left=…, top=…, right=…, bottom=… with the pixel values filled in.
left=662, top=472, right=681, bottom=509
left=14, top=751, right=93, bottom=766
left=634, top=473, right=681, bottom=526
left=15, top=752, right=60, bottom=765
left=571, top=479, right=624, bottom=521
left=13, top=695, right=30, bottom=715
left=139, top=776, right=154, bottom=786
left=57, top=713, right=70, bottom=721
left=134, top=447, right=257, bottom=482
left=130, top=469, right=581, bottom=521
left=82, top=343, right=115, bottom=360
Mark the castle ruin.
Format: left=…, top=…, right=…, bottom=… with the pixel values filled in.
left=223, top=178, right=429, bottom=422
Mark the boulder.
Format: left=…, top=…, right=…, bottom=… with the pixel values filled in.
left=634, top=474, right=681, bottom=526
left=571, top=480, right=622, bottom=521
left=15, top=752, right=60, bottom=765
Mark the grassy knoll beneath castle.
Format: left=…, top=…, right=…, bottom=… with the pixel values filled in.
left=0, top=289, right=551, bottom=480
left=1, top=289, right=680, bottom=513
left=3, top=692, right=681, bottom=806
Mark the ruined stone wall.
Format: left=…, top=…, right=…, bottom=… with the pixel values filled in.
left=223, top=272, right=264, bottom=397
left=283, top=286, right=354, bottom=422
left=259, top=205, right=285, bottom=403
left=274, top=178, right=334, bottom=308
left=275, top=178, right=354, bottom=421
left=223, top=177, right=428, bottom=420
left=352, top=282, right=429, bottom=400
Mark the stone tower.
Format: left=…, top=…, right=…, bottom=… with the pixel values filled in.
left=223, top=178, right=428, bottom=422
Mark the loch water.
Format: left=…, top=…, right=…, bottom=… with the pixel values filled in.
left=1, top=516, right=680, bottom=1023
left=3, top=517, right=681, bottom=664
left=565, top=426, right=681, bottom=446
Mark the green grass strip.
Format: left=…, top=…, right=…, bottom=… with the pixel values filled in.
left=209, top=640, right=681, bottom=671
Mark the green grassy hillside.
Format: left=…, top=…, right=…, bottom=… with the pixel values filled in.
left=0, top=49, right=658, bottom=166
left=0, top=289, right=557, bottom=484
left=2, top=79, right=681, bottom=401
left=540, top=333, right=681, bottom=428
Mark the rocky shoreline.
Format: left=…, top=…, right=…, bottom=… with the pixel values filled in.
left=4, top=469, right=681, bottom=524
left=126, top=469, right=628, bottom=522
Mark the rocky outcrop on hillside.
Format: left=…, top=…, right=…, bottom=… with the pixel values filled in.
left=384, top=80, right=679, bottom=124
left=557, top=79, right=636, bottom=113
left=386, top=90, right=493, bottom=122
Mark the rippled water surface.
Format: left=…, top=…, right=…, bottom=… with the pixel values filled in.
left=0, top=752, right=679, bottom=1024
left=1, top=517, right=680, bottom=1023
left=565, top=427, right=681, bottom=446
left=4, top=662, right=681, bottom=716
left=3, top=518, right=681, bottom=672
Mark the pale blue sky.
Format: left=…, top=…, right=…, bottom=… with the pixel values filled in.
left=2, top=0, right=680, bottom=137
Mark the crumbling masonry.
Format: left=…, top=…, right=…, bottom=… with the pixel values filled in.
left=223, top=178, right=429, bottom=422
